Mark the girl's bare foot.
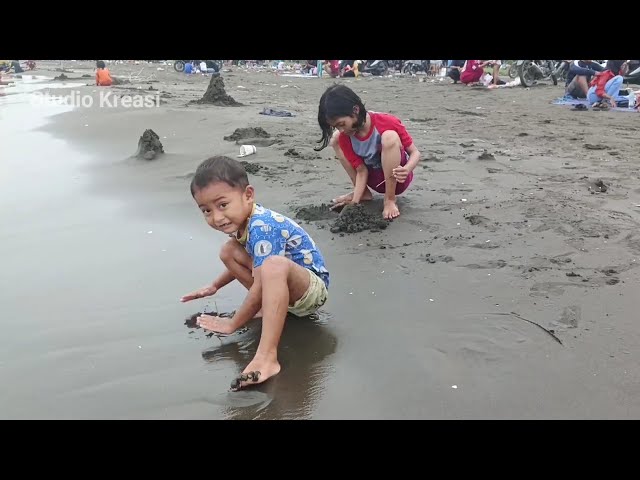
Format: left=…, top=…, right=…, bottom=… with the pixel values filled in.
left=382, top=199, right=400, bottom=220
left=230, top=356, right=281, bottom=391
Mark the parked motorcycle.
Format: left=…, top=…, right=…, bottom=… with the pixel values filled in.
left=402, top=60, right=428, bottom=75
left=361, top=60, right=389, bottom=76
left=174, top=60, right=188, bottom=72
left=174, top=60, right=220, bottom=73
left=624, top=60, right=640, bottom=85
left=389, top=60, right=404, bottom=72
left=517, top=60, right=557, bottom=87
left=552, top=60, right=571, bottom=83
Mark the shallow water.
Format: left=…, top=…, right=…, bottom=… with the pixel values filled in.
left=0, top=78, right=337, bottom=419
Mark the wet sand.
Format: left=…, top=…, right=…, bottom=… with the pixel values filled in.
left=1, top=62, right=639, bottom=419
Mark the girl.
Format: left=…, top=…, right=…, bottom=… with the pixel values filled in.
left=315, top=84, right=420, bottom=220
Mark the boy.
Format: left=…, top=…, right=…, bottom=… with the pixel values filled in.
left=181, top=157, right=329, bottom=391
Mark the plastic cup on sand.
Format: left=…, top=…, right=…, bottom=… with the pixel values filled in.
left=238, top=145, right=257, bottom=157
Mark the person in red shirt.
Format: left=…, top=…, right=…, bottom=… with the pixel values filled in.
left=587, top=60, right=628, bottom=109
left=95, top=60, right=113, bottom=86
left=323, top=60, right=340, bottom=78
left=460, top=60, right=484, bottom=85
left=315, top=84, right=421, bottom=220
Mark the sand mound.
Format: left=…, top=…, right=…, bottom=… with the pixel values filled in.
left=194, top=75, right=242, bottom=106
left=330, top=204, right=389, bottom=234
left=136, top=129, right=164, bottom=160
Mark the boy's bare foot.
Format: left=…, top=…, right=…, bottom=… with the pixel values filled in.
left=383, top=199, right=400, bottom=220
left=230, top=356, right=281, bottom=391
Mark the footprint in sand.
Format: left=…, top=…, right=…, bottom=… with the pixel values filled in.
left=465, top=215, right=491, bottom=226
left=477, top=150, right=495, bottom=161
left=463, top=259, right=507, bottom=269
left=423, top=254, right=455, bottom=264
left=559, top=306, right=580, bottom=328
left=584, top=144, right=608, bottom=151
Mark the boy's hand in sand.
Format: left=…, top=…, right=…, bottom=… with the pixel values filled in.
left=196, top=314, right=235, bottom=334
left=392, top=166, right=410, bottom=183
left=180, top=285, right=217, bottom=302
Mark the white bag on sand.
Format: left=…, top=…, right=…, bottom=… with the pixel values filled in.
left=481, top=73, right=493, bottom=86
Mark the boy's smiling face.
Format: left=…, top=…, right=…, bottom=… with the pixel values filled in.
left=194, top=181, right=255, bottom=235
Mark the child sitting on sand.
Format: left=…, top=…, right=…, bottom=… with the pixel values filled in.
left=315, top=84, right=421, bottom=220
left=587, top=60, right=628, bottom=110
left=180, top=156, right=330, bottom=391
left=95, top=60, right=113, bottom=86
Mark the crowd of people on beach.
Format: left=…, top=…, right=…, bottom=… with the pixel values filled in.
left=36, top=58, right=635, bottom=112
left=560, top=60, right=637, bottom=110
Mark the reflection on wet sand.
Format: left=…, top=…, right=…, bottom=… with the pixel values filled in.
left=196, top=311, right=337, bottom=420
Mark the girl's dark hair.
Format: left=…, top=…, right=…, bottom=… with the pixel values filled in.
left=315, top=84, right=367, bottom=151
left=605, top=60, right=625, bottom=74
left=96, top=60, right=106, bottom=69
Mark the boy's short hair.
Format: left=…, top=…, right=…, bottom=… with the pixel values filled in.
left=190, top=156, right=249, bottom=196
left=96, top=60, right=106, bottom=69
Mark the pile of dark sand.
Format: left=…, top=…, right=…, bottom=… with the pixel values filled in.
left=240, top=161, right=263, bottom=174
left=112, top=77, right=130, bottom=85
left=284, top=148, right=321, bottom=160
left=295, top=204, right=338, bottom=222
left=330, top=204, right=389, bottom=234
left=588, top=179, right=608, bottom=193
left=224, top=127, right=270, bottom=141
left=193, top=75, right=242, bottom=106
left=136, top=129, right=164, bottom=160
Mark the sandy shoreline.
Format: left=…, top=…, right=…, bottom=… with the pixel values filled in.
left=1, top=61, right=639, bottom=418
